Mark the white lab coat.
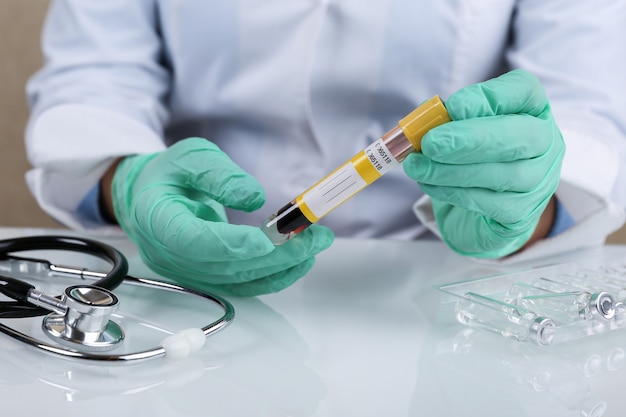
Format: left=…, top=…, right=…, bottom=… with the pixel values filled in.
left=26, top=0, right=626, bottom=262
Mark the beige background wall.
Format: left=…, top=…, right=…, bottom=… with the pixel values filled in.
left=0, top=0, right=59, bottom=228
left=1, top=1, right=625, bottom=243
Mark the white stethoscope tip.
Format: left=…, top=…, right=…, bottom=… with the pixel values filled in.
left=179, top=328, right=206, bottom=352
left=162, top=328, right=206, bottom=360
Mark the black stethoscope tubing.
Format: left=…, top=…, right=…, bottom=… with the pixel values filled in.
left=0, top=234, right=235, bottom=363
left=0, top=235, right=127, bottom=318
left=0, top=275, right=234, bottom=363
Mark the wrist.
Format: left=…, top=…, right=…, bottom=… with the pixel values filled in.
left=99, top=158, right=123, bottom=224
left=520, top=195, right=557, bottom=250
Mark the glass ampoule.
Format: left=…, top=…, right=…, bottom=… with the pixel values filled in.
left=505, top=281, right=616, bottom=323
left=552, top=273, right=626, bottom=301
left=573, top=269, right=626, bottom=295
left=455, top=292, right=556, bottom=346
left=578, top=266, right=626, bottom=280
left=261, top=96, right=451, bottom=245
left=528, top=277, right=589, bottom=294
left=611, top=301, right=626, bottom=330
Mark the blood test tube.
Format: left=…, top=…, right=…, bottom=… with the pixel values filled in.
left=261, top=96, right=451, bottom=245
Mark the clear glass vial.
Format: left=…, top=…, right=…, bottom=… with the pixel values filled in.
left=455, top=292, right=556, bottom=346
left=505, top=281, right=616, bottom=323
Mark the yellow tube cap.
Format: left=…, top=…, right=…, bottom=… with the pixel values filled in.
left=398, top=96, right=451, bottom=151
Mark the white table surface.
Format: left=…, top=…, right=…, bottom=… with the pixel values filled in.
left=0, top=226, right=625, bottom=417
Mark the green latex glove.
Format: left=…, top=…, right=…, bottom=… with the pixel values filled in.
left=112, top=137, right=334, bottom=296
left=403, top=70, right=565, bottom=258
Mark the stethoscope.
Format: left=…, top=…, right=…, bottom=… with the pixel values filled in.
left=0, top=235, right=234, bottom=363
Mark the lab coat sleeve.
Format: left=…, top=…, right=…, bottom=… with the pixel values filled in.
left=25, top=0, right=169, bottom=231
left=26, top=105, right=166, bottom=231
left=414, top=0, right=626, bottom=263
left=507, top=0, right=626, bottom=208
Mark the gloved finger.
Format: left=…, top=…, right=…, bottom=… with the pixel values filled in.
left=432, top=200, right=536, bottom=258
left=444, top=69, right=549, bottom=120
left=158, top=137, right=266, bottom=212
left=420, top=114, right=558, bottom=164
left=404, top=145, right=559, bottom=192
left=134, top=186, right=275, bottom=261
left=142, top=225, right=334, bottom=284
left=222, top=258, right=317, bottom=297
left=420, top=182, right=556, bottom=225
left=201, top=225, right=334, bottom=283
left=193, top=258, right=317, bottom=297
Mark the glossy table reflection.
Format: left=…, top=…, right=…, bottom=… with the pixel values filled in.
left=0, top=227, right=625, bottom=417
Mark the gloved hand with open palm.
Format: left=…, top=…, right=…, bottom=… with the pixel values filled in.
left=111, top=137, right=334, bottom=296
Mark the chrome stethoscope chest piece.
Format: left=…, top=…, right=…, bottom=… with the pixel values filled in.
left=0, top=235, right=234, bottom=363
left=42, top=285, right=124, bottom=352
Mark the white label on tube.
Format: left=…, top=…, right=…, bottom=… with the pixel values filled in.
left=302, top=163, right=366, bottom=218
left=363, top=138, right=401, bottom=175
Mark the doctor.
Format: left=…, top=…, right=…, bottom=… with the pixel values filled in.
left=26, top=1, right=626, bottom=296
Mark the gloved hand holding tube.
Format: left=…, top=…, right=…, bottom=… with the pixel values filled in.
left=403, top=69, right=565, bottom=258
left=109, top=138, right=334, bottom=297
left=107, top=69, right=562, bottom=297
